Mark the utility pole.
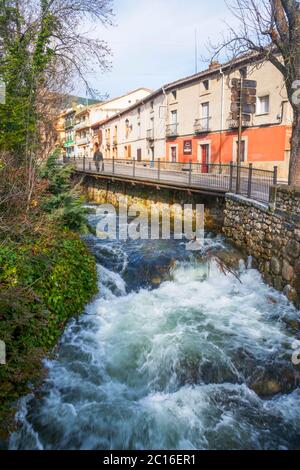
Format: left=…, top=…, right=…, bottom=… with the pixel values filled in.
left=237, top=75, right=244, bottom=168
left=195, top=29, right=198, bottom=74
left=230, top=70, right=256, bottom=194
left=236, top=74, right=244, bottom=194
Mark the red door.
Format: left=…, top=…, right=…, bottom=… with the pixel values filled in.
left=201, top=144, right=209, bottom=173
left=171, top=146, right=177, bottom=163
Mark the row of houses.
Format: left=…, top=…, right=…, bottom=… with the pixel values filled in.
left=57, top=54, right=294, bottom=180
left=56, top=87, right=153, bottom=159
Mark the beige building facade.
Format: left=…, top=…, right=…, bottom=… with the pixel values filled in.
left=100, top=55, right=293, bottom=180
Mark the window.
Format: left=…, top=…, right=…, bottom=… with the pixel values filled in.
left=150, top=101, right=154, bottom=110
left=257, top=95, right=270, bottom=115
left=239, top=67, right=247, bottom=78
left=201, top=102, right=210, bottom=130
left=203, top=80, right=209, bottom=92
left=171, top=110, right=178, bottom=123
left=171, top=90, right=177, bottom=101
left=137, top=122, right=141, bottom=138
left=233, top=138, right=248, bottom=163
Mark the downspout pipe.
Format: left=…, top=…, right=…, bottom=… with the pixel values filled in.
left=219, top=67, right=225, bottom=164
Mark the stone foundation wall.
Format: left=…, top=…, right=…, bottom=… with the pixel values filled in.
left=80, top=175, right=225, bottom=232
left=224, top=187, right=300, bottom=308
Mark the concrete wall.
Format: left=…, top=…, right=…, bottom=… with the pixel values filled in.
left=223, top=186, right=300, bottom=308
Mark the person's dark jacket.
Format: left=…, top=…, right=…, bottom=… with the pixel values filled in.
left=93, top=150, right=103, bottom=162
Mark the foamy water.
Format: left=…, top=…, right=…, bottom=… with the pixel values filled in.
left=9, top=215, right=300, bottom=450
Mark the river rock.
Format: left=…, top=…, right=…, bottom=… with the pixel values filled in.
left=283, top=285, right=298, bottom=303
left=151, top=277, right=162, bottom=285
left=248, top=365, right=297, bottom=398
left=274, top=276, right=284, bottom=291
left=215, top=250, right=242, bottom=271
left=270, top=257, right=281, bottom=275
left=294, top=260, right=300, bottom=275
left=282, top=260, right=294, bottom=282
left=286, top=239, right=300, bottom=259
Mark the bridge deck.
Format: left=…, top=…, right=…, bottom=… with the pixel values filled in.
left=69, top=158, right=276, bottom=204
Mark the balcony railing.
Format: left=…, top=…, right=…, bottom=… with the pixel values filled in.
left=147, top=128, right=154, bottom=141
left=194, top=117, right=211, bottom=133
left=227, top=118, right=251, bottom=129
left=74, top=121, right=90, bottom=131
left=106, top=141, right=111, bottom=148
left=64, top=139, right=75, bottom=148
left=76, top=137, right=90, bottom=145
left=166, top=123, right=178, bottom=138
left=65, top=119, right=75, bottom=129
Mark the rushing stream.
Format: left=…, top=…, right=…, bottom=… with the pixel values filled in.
left=9, top=207, right=300, bottom=450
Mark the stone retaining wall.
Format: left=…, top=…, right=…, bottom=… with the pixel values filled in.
left=224, top=186, right=300, bottom=308
left=81, top=175, right=225, bottom=232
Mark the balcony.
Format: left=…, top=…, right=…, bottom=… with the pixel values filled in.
left=65, top=119, right=75, bottom=129
left=74, top=121, right=90, bottom=131
left=64, top=139, right=75, bottom=148
left=166, top=123, right=178, bottom=138
left=194, top=117, right=211, bottom=133
left=76, top=137, right=90, bottom=146
left=146, top=128, right=154, bottom=141
left=227, top=118, right=250, bottom=129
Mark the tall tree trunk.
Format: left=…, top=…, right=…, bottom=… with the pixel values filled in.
left=289, top=108, right=300, bottom=186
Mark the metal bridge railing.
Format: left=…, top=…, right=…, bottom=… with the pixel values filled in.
left=63, top=156, right=277, bottom=203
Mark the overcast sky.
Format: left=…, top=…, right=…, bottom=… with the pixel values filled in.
left=78, top=0, right=233, bottom=100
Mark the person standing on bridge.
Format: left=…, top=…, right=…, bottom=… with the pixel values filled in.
left=93, top=142, right=104, bottom=172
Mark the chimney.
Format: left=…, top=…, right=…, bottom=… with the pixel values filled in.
left=209, top=60, right=221, bottom=70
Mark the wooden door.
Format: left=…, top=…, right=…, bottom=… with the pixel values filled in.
left=171, top=146, right=177, bottom=163
left=201, top=144, right=209, bottom=173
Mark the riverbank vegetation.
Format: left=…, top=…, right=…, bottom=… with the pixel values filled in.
left=0, top=1, right=113, bottom=439
left=0, top=154, right=98, bottom=439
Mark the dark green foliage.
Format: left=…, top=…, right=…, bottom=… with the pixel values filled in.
left=40, top=152, right=90, bottom=232
left=0, top=230, right=98, bottom=438
left=0, top=0, right=56, bottom=158
left=0, top=152, right=98, bottom=438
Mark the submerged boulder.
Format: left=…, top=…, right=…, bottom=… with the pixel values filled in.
left=248, top=364, right=298, bottom=398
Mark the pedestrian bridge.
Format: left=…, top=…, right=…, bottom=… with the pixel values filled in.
left=68, top=157, right=277, bottom=204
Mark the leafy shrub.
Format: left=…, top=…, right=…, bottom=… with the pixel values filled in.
left=0, top=230, right=97, bottom=437
left=40, top=152, right=90, bottom=232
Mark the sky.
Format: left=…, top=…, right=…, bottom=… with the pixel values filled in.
left=77, top=0, right=234, bottom=100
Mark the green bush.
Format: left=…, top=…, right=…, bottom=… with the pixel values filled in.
left=0, top=230, right=97, bottom=438
left=40, top=152, right=90, bottom=232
